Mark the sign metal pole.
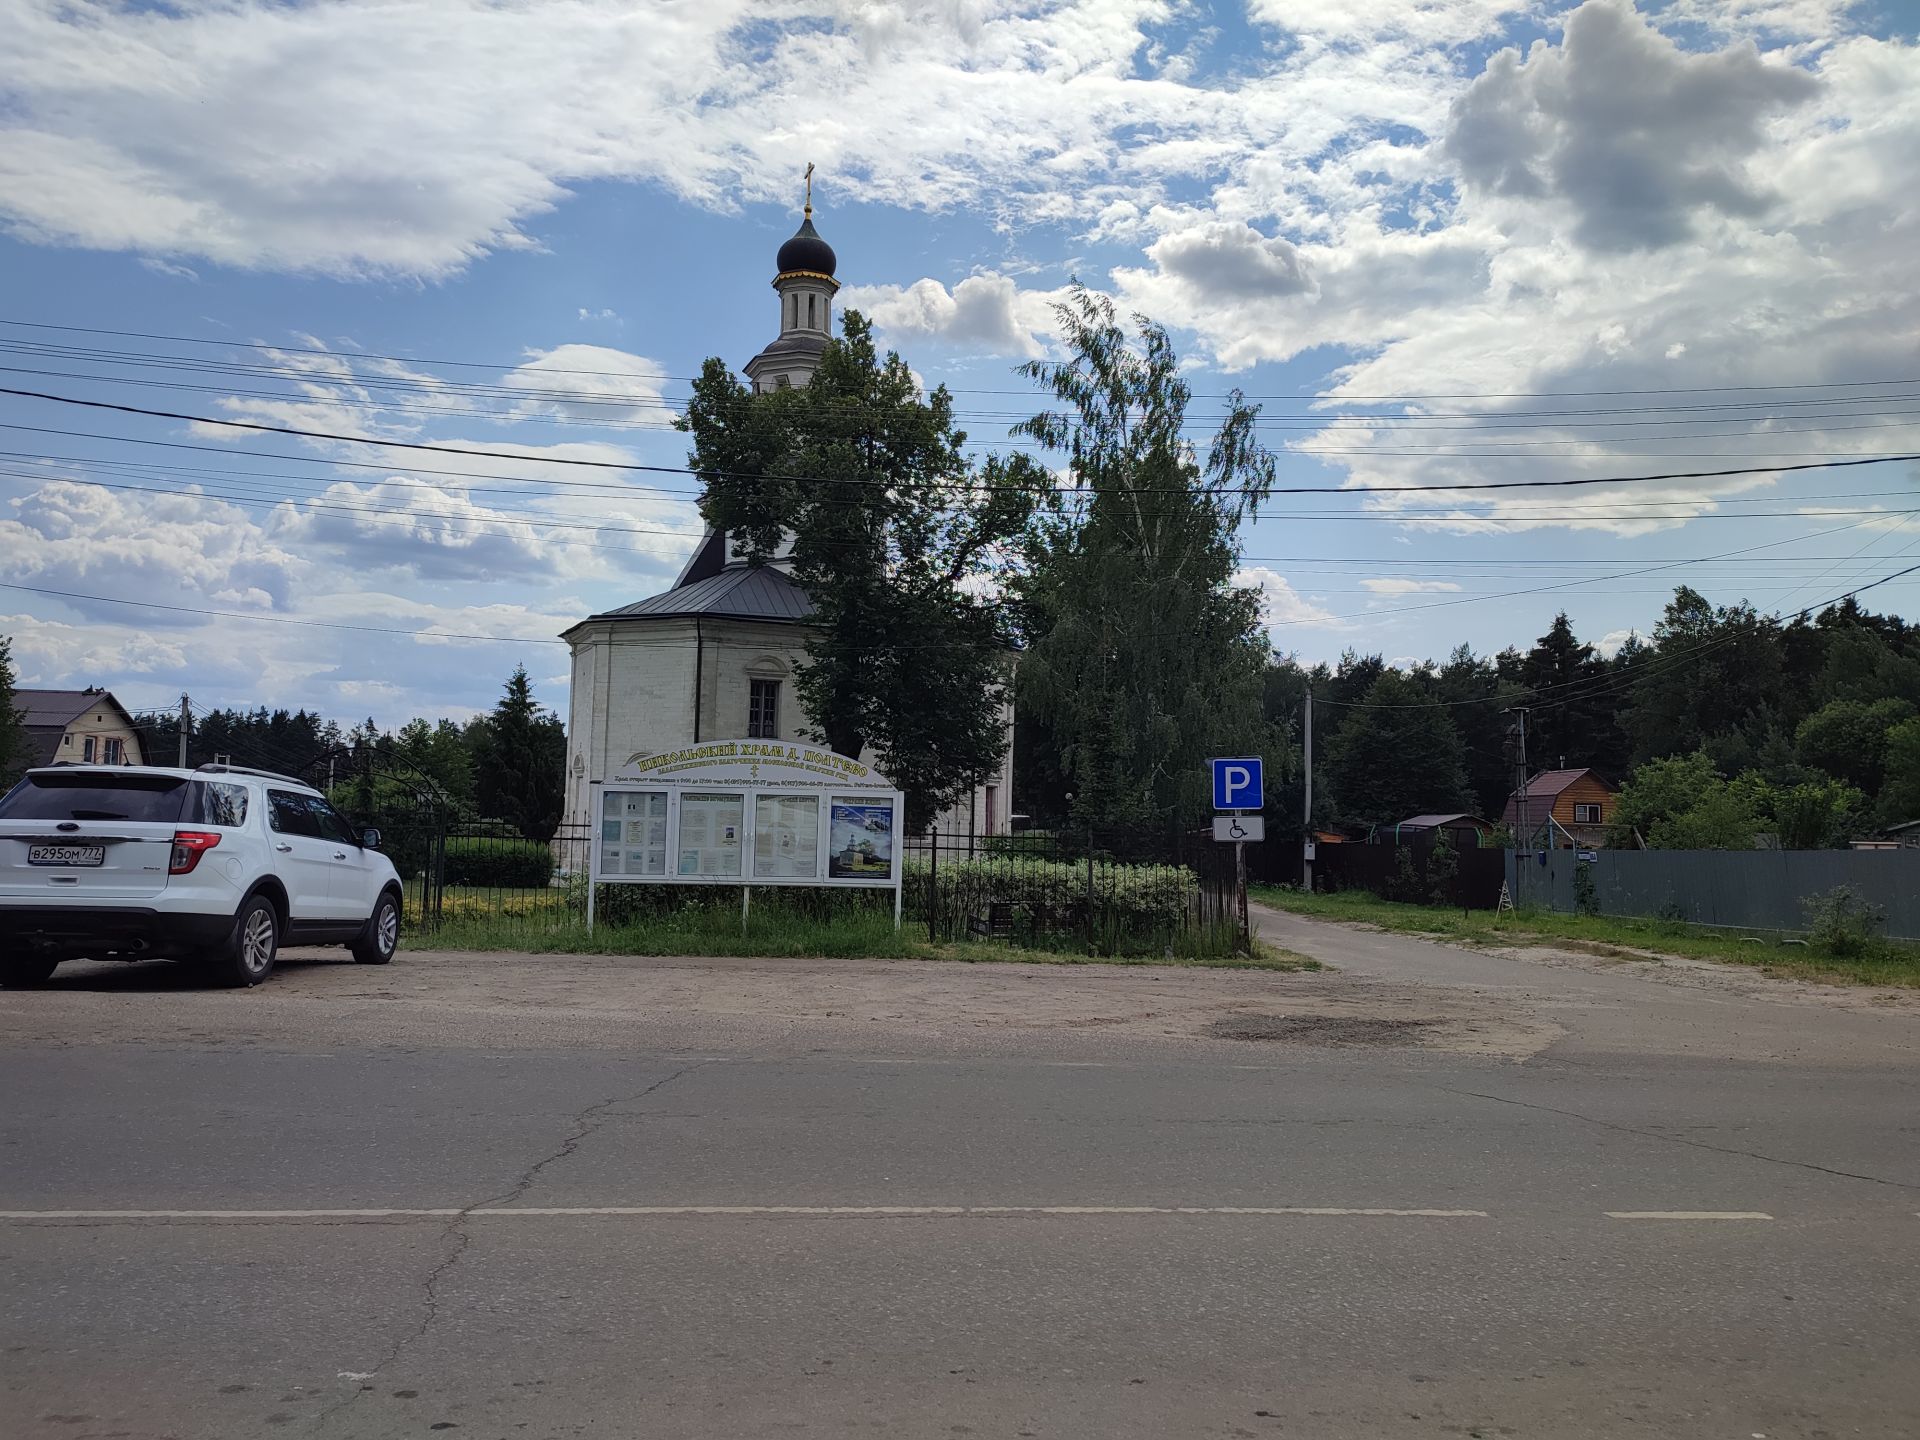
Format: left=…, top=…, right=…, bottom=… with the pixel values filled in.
left=1235, top=818, right=1248, bottom=952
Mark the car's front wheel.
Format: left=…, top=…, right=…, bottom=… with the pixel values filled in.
left=203, top=894, right=279, bottom=988
left=352, top=892, right=400, bottom=965
left=0, top=954, right=60, bottom=989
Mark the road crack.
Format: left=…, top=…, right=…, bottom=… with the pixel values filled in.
left=1440, top=1085, right=1918, bottom=1192
left=313, top=1059, right=711, bottom=1432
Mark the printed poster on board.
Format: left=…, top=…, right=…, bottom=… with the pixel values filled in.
left=828, top=800, right=894, bottom=879
left=753, top=794, right=821, bottom=880
left=677, top=791, right=744, bottom=876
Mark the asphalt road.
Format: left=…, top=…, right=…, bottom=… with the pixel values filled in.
left=2, top=912, right=1916, bottom=1439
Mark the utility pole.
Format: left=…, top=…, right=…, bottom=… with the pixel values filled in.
left=1301, top=689, right=1314, bottom=893
left=1503, top=707, right=1531, bottom=899
left=176, top=694, right=190, bottom=768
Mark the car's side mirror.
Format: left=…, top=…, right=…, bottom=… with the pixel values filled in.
left=361, top=827, right=383, bottom=850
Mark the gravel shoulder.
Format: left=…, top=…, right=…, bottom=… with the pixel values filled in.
left=0, top=945, right=1558, bottom=1060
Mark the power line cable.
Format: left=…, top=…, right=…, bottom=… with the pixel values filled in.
left=5, top=384, right=1918, bottom=497
left=5, top=316, right=1916, bottom=403
left=11, top=350, right=1920, bottom=433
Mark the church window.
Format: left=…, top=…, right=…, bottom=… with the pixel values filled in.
left=808, top=294, right=816, bottom=328
left=748, top=679, right=780, bottom=739
left=776, top=374, right=791, bottom=390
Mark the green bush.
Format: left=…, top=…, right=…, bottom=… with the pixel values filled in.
left=1426, top=837, right=1459, bottom=906
left=442, top=836, right=553, bottom=889
left=1384, top=845, right=1422, bottom=904
left=1573, top=859, right=1599, bottom=917
left=1802, top=885, right=1886, bottom=958
left=906, top=855, right=1201, bottom=955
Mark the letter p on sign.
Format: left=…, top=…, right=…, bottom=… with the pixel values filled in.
left=1211, top=756, right=1263, bottom=811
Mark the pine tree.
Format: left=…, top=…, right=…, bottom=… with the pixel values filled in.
left=1324, top=670, right=1470, bottom=824
left=0, top=636, right=27, bottom=790
left=471, top=667, right=566, bottom=842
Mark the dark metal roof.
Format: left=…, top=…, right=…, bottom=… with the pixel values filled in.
left=589, top=564, right=813, bottom=624
left=776, top=216, right=836, bottom=278
left=17, top=688, right=107, bottom=729
left=17, top=688, right=138, bottom=767
left=744, top=330, right=828, bottom=375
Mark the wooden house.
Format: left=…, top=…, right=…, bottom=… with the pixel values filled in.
left=1500, top=768, right=1615, bottom=849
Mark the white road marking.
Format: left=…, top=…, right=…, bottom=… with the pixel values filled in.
left=1604, top=1211, right=1775, bottom=1221
left=0, top=1209, right=464, bottom=1220
left=473, top=1205, right=1489, bottom=1218
left=0, top=1205, right=1488, bottom=1221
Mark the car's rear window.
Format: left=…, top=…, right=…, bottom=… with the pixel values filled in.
left=0, top=772, right=192, bottom=823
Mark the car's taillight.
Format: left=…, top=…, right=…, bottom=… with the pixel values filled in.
left=169, top=830, right=222, bottom=875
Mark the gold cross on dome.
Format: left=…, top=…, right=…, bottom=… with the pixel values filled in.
left=804, top=161, right=815, bottom=217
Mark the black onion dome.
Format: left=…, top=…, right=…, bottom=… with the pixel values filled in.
left=776, top=216, right=836, bottom=277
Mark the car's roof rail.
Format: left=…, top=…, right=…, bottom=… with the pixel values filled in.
left=194, top=762, right=312, bottom=788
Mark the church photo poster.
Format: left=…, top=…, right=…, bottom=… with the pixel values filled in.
left=828, top=800, right=894, bottom=880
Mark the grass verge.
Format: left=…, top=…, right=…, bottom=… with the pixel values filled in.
left=1250, top=885, right=1920, bottom=988
left=410, top=899, right=1320, bottom=971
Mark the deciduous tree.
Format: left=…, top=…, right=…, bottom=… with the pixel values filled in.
left=1010, top=289, right=1281, bottom=828
left=683, top=312, right=1049, bottom=829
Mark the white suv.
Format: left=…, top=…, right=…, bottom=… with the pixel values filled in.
left=0, top=763, right=403, bottom=988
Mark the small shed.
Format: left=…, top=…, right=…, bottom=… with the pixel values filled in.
left=1394, top=813, right=1496, bottom=847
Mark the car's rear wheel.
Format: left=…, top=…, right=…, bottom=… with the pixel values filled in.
left=351, top=891, right=400, bottom=964
left=0, top=955, right=60, bottom=989
left=203, top=895, right=279, bottom=988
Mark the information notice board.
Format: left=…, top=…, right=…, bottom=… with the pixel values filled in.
left=587, top=741, right=905, bottom=926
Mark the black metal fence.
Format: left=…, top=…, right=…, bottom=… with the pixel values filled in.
left=350, top=812, right=1247, bottom=956
left=903, top=828, right=1243, bottom=955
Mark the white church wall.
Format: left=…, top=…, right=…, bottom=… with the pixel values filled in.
left=700, top=620, right=807, bottom=742
left=562, top=618, right=699, bottom=831
left=566, top=615, right=1015, bottom=840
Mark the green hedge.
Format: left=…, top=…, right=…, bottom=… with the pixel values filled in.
left=442, top=836, right=553, bottom=889
left=906, top=856, right=1199, bottom=953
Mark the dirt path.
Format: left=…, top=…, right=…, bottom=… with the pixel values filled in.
left=1251, top=901, right=1920, bottom=1065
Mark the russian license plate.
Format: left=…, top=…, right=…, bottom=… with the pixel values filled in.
left=28, top=844, right=105, bottom=867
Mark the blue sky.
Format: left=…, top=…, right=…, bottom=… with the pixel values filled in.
left=2, top=0, right=1918, bottom=728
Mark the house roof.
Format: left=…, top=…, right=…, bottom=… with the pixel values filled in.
left=17, top=688, right=108, bottom=730
left=584, top=564, right=813, bottom=626
left=1399, top=813, right=1492, bottom=830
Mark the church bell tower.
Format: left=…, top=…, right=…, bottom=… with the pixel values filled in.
left=743, top=163, right=839, bottom=394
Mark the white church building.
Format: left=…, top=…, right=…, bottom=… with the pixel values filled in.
left=559, top=200, right=1015, bottom=840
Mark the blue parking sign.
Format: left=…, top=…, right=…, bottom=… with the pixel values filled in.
left=1211, top=757, right=1263, bottom=811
